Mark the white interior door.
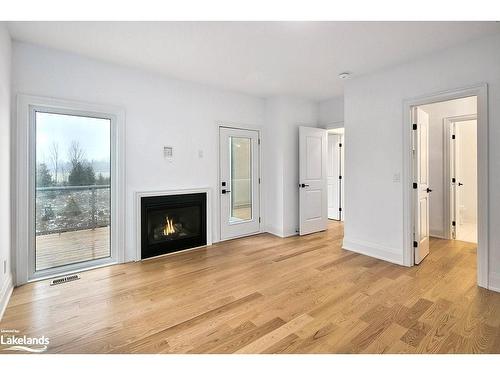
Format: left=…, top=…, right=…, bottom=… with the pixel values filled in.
left=299, top=126, right=328, bottom=235
left=339, top=135, right=345, bottom=221
left=327, top=134, right=341, bottom=220
left=219, top=127, right=260, bottom=240
left=452, top=120, right=478, bottom=243
left=413, top=107, right=431, bottom=264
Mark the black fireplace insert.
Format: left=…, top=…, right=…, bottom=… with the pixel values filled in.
left=141, top=193, right=207, bottom=259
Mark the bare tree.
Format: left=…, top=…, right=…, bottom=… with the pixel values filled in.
left=49, top=142, right=60, bottom=184
left=68, top=141, right=85, bottom=168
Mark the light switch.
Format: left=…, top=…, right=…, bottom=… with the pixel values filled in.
left=163, top=146, right=173, bottom=158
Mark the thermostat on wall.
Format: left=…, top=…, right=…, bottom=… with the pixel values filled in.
left=163, top=146, right=173, bottom=158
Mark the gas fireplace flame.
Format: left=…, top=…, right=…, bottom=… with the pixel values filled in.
left=163, top=216, right=176, bottom=236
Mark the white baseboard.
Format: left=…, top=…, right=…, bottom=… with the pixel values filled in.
left=430, top=231, right=447, bottom=239
left=266, top=226, right=298, bottom=238
left=265, top=225, right=284, bottom=238
left=342, top=237, right=405, bottom=266
left=429, top=232, right=449, bottom=240
left=488, top=272, right=500, bottom=293
left=282, top=229, right=298, bottom=238
left=0, top=273, right=14, bottom=321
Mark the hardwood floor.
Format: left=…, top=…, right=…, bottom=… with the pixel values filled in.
left=2, top=221, right=500, bottom=354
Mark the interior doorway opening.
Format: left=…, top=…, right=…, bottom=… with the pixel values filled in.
left=412, top=96, right=478, bottom=265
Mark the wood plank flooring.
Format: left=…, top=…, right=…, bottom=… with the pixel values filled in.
left=2, top=221, right=500, bottom=354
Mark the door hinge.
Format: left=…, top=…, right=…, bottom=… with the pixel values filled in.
left=413, top=241, right=418, bottom=248
left=452, top=221, right=456, bottom=227
left=259, top=217, right=261, bottom=223
left=452, top=177, right=456, bottom=183
left=452, top=134, right=455, bottom=140
left=412, top=123, right=417, bottom=130
left=413, top=183, right=417, bottom=189
left=339, top=175, right=342, bottom=180
left=339, top=143, right=343, bottom=147
left=258, top=177, right=261, bottom=184
left=258, top=138, right=261, bottom=145
left=339, top=207, right=342, bottom=212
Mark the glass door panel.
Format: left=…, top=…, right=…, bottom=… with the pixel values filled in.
left=230, top=137, right=252, bottom=222
left=35, top=111, right=111, bottom=271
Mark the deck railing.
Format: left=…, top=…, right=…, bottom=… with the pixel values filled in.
left=35, top=185, right=110, bottom=236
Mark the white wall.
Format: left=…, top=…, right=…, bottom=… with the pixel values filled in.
left=263, top=97, right=319, bottom=237
left=343, top=33, right=500, bottom=290
left=319, top=96, right=344, bottom=128
left=11, top=42, right=265, bottom=262
left=419, top=96, right=477, bottom=238
left=0, top=23, right=13, bottom=318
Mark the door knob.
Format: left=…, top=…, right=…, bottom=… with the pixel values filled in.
left=426, top=188, right=433, bottom=193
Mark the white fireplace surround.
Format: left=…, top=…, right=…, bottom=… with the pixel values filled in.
left=135, top=188, right=213, bottom=261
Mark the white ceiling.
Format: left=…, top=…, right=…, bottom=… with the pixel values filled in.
left=7, top=21, right=500, bottom=100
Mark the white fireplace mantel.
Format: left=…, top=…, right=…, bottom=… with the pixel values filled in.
left=135, top=188, right=213, bottom=261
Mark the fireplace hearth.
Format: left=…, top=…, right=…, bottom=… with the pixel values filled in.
left=141, top=193, right=207, bottom=259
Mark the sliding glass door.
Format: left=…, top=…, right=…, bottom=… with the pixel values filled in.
left=33, top=109, right=112, bottom=276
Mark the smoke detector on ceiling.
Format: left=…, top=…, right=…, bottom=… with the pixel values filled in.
left=338, top=72, right=351, bottom=80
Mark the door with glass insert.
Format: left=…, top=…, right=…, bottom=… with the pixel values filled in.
left=219, top=127, right=260, bottom=240
left=33, top=109, right=112, bottom=276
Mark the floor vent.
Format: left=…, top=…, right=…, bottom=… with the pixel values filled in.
left=50, top=274, right=80, bottom=286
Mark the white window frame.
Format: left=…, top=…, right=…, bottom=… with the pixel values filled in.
left=15, top=95, right=125, bottom=285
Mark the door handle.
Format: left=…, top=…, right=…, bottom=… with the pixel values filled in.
left=221, top=189, right=231, bottom=194
left=458, top=182, right=464, bottom=186
left=299, top=183, right=310, bottom=188
left=426, top=188, right=433, bottom=193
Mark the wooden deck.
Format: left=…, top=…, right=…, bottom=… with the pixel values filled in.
left=3, top=221, right=500, bottom=353
left=36, top=227, right=110, bottom=270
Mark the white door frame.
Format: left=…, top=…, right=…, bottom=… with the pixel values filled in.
left=15, top=95, right=126, bottom=285
left=217, top=124, right=262, bottom=241
left=443, top=114, right=477, bottom=240
left=402, top=84, right=488, bottom=289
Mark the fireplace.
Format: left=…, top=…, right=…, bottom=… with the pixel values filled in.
left=141, top=193, right=207, bottom=259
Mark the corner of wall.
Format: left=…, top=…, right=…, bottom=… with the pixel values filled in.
left=342, top=237, right=405, bottom=266
left=0, top=272, right=13, bottom=321
left=489, top=272, right=500, bottom=293
left=0, top=21, right=13, bottom=321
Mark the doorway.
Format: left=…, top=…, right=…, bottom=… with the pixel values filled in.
left=219, top=126, right=261, bottom=240
left=404, top=85, right=488, bottom=288
left=327, top=128, right=344, bottom=221
left=34, top=111, right=112, bottom=273
left=447, top=117, right=478, bottom=243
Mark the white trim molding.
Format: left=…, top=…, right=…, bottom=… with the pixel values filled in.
left=135, top=188, right=213, bottom=261
left=489, top=272, right=500, bottom=293
left=342, top=237, right=404, bottom=266
left=15, top=94, right=126, bottom=285
left=402, top=84, right=489, bottom=289
left=0, top=273, right=14, bottom=321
